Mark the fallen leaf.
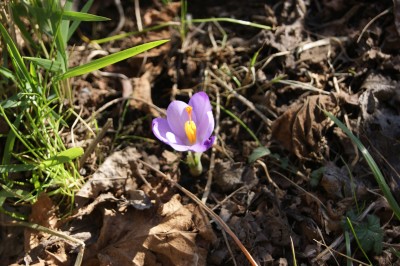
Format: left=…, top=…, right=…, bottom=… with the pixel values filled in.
left=213, top=159, right=243, bottom=192
left=127, top=71, right=160, bottom=117
left=83, top=194, right=212, bottom=266
left=320, top=162, right=368, bottom=199
left=271, top=94, right=340, bottom=161
left=26, top=194, right=58, bottom=250
left=76, top=147, right=142, bottom=203
left=24, top=194, right=68, bottom=266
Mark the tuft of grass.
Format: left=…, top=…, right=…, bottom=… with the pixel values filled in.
left=0, top=0, right=168, bottom=217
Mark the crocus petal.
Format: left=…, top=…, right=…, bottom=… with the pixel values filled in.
left=188, top=92, right=212, bottom=126
left=189, top=135, right=216, bottom=152
left=166, top=100, right=196, bottom=142
left=152, top=118, right=189, bottom=151
left=196, top=110, right=214, bottom=143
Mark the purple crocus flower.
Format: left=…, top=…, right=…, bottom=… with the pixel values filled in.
left=152, top=92, right=215, bottom=152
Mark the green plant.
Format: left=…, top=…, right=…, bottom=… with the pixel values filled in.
left=324, top=110, right=400, bottom=220
left=0, top=0, right=168, bottom=218
left=343, top=213, right=383, bottom=264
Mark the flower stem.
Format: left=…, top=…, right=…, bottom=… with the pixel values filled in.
left=186, top=152, right=203, bottom=176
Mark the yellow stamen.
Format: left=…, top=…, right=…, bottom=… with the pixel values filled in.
left=184, top=106, right=197, bottom=144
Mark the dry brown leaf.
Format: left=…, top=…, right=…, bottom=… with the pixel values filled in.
left=26, top=194, right=58, bottom=250
left=320, top=162, right=368, bottom=199
left=213, top=159, right=244, bottom=192
left=83, top=194, right=212, bottom=266
left=271, top=94, right=340, bottom=161
left=23, top=194, right=69, bottom=266
left=76, top=147, right=142, bottom=202
left=127, top=71, right=160, bottom=117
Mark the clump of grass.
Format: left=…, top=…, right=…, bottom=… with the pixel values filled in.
left=0, top=0, right=168, bottom=218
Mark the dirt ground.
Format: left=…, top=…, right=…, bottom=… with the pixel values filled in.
left=2, top=0, right=400, bottom=265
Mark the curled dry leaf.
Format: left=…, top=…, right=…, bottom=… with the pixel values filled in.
left=271, top=94, right=340, bottom=161
left=83, top=194, right=214, bottom=266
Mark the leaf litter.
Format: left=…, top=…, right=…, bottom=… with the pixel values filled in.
left=3, top=0, right=400, bottom=265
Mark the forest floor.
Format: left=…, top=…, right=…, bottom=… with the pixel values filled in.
left=2, top=0, right=400, bottom=265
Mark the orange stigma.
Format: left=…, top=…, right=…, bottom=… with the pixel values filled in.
left=184, top=106, right=196, bottom=144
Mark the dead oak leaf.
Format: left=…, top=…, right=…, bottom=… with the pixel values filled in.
left=271, top=94, right=340, bottom=161
left=84, top=194, right=210, bottom=266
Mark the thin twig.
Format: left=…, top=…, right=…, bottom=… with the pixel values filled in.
left=209, top=70, right=272, bottom=127
left=272, top=170, right=327, bottom=210
left=140, top=160, right=259, bottom=266
left=89, top=96, right=166, bottom=122
left=79, top=118, right=113, bottom=167
left=256, top=160, right=282, bottom=192
left=357, top=8, right=391, bottom=43
left=1, top=220, right=85, bottom=266
left=134, top=0, right=143, bottom=31
left=108, top=0, right=125, bottom=37
left=312, top=202, right=377, bottom=264
left=222, top=229, right=238, bottom=266
left=211, top=186, right=247, bottom=211
left=313, top=239, right=370, bottom=266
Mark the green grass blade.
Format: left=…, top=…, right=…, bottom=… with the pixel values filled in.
left=250, top=47, right=261, bottom=68
left=24, top=57, right=63, bottom=72
left=67, top=0, right=95, bottom=41
left=0, top=67, right=16, bottom=81
left=61, top=11, right=110, bottom=22
left=0, top=23, right=30, bottom=81
left=212, top=101, right=261, bottom=145
left=39, top=147, right=84, bottom=169
left=344, top=230, right=352, bottom=266
left=92, top=22, right=177, bottom=44
left=0, top=164, right=37, bottom=173
left=324, top=110, right=400, bottom=220
left=60, top=39, right=169, bottom=79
